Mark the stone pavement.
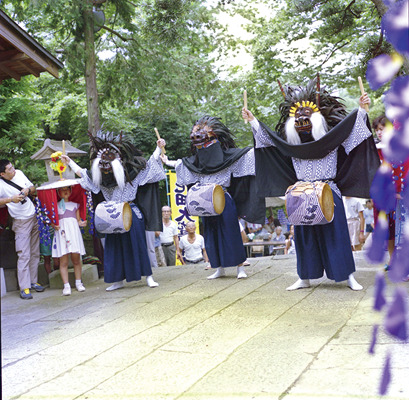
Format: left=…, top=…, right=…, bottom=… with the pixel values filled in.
left=1, top=253, right=409, bottom=400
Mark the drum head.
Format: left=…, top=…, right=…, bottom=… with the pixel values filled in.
left=122, top=202, right=133, bottom=231
left=320, top=183, right=334, bottom=222
left=212, top=185, right=226, bottom=214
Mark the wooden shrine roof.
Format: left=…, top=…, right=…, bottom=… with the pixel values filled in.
left=0, top=10, right=63, bottom=83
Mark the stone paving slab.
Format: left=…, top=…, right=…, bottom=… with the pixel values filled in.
left=1, top=253, right=408, bottom=400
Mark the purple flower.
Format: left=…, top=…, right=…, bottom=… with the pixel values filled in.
left=381, top=0, right=409, bottom=57
left=382, top=0, right=396, bottom=6
left=374, top=272, right=387, bottom=311
left=384, top=76, right=409, bottom=137
left=366, top=54, right=403, bottom=90
left=366, top=211, right=389, bottom=263
left=384, top=286, right=408, bottom=341
left=369, top=324, right=379, bottom=354
left=384, top=133, right=409, bottom=163
left=370, top=163, right=397, bottom=212
left=402, top=184, right=409, bottom=210
left=379, top=352, right=392, bottom=396
left=388, top=237, right=409, bottom=282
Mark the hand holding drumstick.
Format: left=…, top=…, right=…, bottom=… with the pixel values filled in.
left=241, top=107, right=255, bottom=123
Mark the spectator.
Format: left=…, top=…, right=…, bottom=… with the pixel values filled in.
left=51, top=186, right=87, bottom=296
left=363, top=199, right=374, bottom=240
left=160, top=205, right=181, bottom=266
left=255, top=223, right=272, bottom=240
left=270, top=225, right=286, bottom=255
left=0, top=159, right=45, bottom=299
left=284, top=225, right=296, bottom=255
left=40, top=228, right=60, bottom=274
left=247, top=222, right=262, bottom=234
left=343, top=196, right=365, bottom=251
left=179, top=221, right=209, bottom=265
left=145, top=231, right=158, bottom=269
left=246, top=222, right=262, bottom=241
left=154, top=231, right=167, bottom=267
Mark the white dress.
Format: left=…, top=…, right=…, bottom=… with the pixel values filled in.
left=52, top=201, right=86, bottom=257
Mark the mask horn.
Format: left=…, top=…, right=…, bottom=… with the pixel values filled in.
left=316, top=73, right=320, bottom=109
left=277, top=79, right=286, bottom=99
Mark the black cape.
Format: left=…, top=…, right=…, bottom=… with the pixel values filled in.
left=255, top=109, right=380, bottom=198
left=182, top=143, right=267, bottom=224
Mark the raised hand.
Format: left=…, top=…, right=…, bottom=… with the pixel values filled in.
left=359, top=93, right=371, bottom=109
left=242, top=107, right=255, bottom=122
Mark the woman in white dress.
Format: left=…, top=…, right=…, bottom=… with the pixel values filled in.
left=52, top=186, right=87, bottom=296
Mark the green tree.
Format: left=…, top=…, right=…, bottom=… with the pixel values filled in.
left=215, top=0, right=403, bottom=126
left=0, top=78, right=48, bottom=183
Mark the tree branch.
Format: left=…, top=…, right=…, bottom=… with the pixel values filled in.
left=102, top=25, right=134, bottom=42
left=125, top=0, right=138, bottom=7
left=318, top=40, right=349, bottom=68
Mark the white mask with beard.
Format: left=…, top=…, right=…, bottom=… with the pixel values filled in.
left=91, top=156, right=126, bottom=191
left=285, top=113, right=328, bottom=145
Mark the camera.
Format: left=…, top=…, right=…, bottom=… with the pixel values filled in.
left=19, top=192, right=27, bottom=204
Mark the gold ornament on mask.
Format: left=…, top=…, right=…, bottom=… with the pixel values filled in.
left=289, top=101, right=320, bottom=118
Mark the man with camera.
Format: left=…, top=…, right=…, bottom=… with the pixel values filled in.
left=0, top=159, right=44, bottom=299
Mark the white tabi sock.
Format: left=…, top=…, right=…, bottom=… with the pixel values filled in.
left=207, top=267, right=225, bottom=280
left=237, top=265, right=247, bottom=279
left=286, top=279, right=311, bottom=291
left=146, top=275, right=159, bottom=288
left=347, top=274, right=363, bottom=291
left=106, top=281, right=125, bottom=291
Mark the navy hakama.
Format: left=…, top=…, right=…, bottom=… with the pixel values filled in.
left=294, top=191, right=355, bottom=282
left=104, top=204, right=152, bottom=283
left=202, top=193, right=247, bottom=269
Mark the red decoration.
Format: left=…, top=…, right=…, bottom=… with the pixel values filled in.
left=37, top=183, right=87, bottom=225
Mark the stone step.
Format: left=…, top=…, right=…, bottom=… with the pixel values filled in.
left=2, top=263, right=99, bottom=293
left=48, top=264, right=99, bottom=289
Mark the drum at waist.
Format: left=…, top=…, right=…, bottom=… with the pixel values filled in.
left=94, top=201, right=133, bottom=234
left=186, top=183, right=226, bottom=217
left=285, top=181, right=334, bottom=226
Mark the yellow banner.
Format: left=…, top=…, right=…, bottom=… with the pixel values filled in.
left=166, top=170, right=199, bottom=265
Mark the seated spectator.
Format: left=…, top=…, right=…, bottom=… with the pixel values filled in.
left=255, top=223, right=273, bottom=241
left=246, top=222, right=262, bottom=241
left=179, top=221, right=209, bottom=266
left=285, top=225, right=296, bottom=255
left=269, top=225, right=286, bottom=255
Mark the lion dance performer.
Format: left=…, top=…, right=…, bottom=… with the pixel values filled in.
left=62, top=131, right=166, bottom=290
left=242, top=76, right=380, bottom=290
left=161, top=116, right=264, bottom=279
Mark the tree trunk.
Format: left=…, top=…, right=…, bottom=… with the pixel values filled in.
left=83, top=2, right=100, bottom=136
left=370, top=0, right=409, bottom=74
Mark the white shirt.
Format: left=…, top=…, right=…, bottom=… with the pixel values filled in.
left=160, top=220, right=178, bottom=244
left=343, top=197, right=364, bottom=220
left=363, top=208, right=374, bottom=225
left=179, top=234, right=205, bottom=261
left=0, top=170, right=35, bottom=219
